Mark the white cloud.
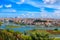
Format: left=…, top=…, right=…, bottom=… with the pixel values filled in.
left=31, top=13, right=34, bottom=16
left=0, top=9, right=16, bottom=13
left=39, top=9, right=60, bottom=18
left=43, top=0, right=56, bottom=4
left=12, top=10, right=16, bottom=12
left=0, top=5, right=3, bottom=8
left=20, top=12, right=34, bottom=18
left=18, top=11, right=40, bottom=18
left=5, top=4, right=12, bottom=8
left=53, top=10, right=60, bottom=17
left=43, top=0, right=60, bottom=9
left=40, top=12, right=48, bottom=18
left=45, top=5, right=60, bottom=9
left=16, top=0, right=25, bottom=4
left=25, top=0, right=43, bottom=9
left=27, top=11, right=40, bottom=13
left=26, top=13, right=30, bottom=15
left=25, top=0, right=60, bottom=10
left=26, top=13, right=35, bottom=18
left=20, top=14, right=25, bottom=16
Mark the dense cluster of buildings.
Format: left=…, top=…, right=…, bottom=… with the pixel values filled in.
left=0, top=18, right=60, bottom=26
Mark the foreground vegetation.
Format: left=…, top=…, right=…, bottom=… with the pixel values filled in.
left=0, top=21, right=60, bottom=40
left=0, top=29, right=58, bottom=40
left=0, top=22, right=3, bottom=26
left=6, top=25, right=20, bottom=28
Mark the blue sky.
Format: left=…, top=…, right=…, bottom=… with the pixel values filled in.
left=0, top=0, right=60, bottom=18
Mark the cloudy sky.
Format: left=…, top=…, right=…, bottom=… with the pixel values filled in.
left=0, top=0, right=60, bottom=18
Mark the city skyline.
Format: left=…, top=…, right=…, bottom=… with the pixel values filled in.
left=0, top=0, right=60, bottom=18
